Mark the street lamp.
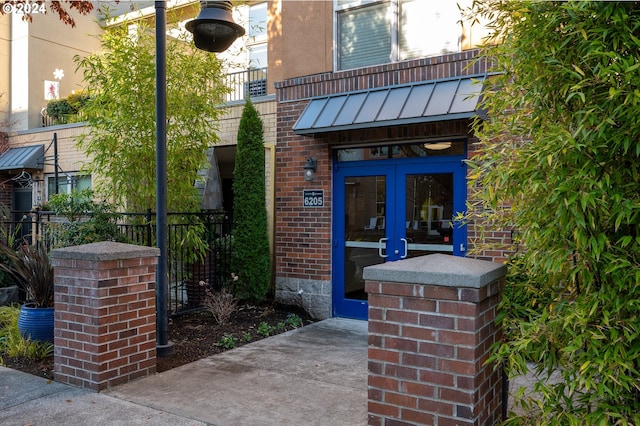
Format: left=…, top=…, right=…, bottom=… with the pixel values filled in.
left=186, top=1, right=245, bottom=53
left=155, top=0, right=243, bottom=358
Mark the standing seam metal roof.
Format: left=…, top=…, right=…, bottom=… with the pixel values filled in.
left=0, top=145, right=45, bottom=171
left=292, top=75, right=485, bottom=135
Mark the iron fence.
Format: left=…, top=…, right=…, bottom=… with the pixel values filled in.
left=1, top=210, right=233, bottom=315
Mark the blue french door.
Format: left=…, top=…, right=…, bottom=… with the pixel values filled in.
left=332, top=154, right=466, bottom=319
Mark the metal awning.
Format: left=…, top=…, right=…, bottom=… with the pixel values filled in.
left=0, top=145, right=45, bottom=171
left=292, top=75, right=485, bottom=135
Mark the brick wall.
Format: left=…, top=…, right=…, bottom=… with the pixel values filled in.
left=51, top=241, right=159, bottom=392
left=466, top=137, right=516, bottom=263
left=364, top=254, right=506, bottom=426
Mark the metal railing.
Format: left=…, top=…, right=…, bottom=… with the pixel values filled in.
left=2, top=210, right=233, bottom=315
left=223, top=67, right=269, bottom=103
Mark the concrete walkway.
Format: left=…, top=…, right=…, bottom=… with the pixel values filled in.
left=0, top=318, right=368, bottom=426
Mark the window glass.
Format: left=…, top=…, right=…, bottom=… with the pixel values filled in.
left=400, top=0, right=461, bottom=59
left=249, top=2, right=267, bottom=38
left=47, top=175, right=91, bottom=199
left=336, top=141, right=465, bottom=162
left=249, top=44, right=267, bottom=69
left=336, top=0, right=462, bottom=70
left=337, top=2, right=391, bottom=70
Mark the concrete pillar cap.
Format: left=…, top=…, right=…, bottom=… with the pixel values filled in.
left=50, top=241, right=160, bottom=261
left=362, top=253, right=506, bottom=289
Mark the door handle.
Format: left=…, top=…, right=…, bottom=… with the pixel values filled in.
left=378, top=238, right=388, bottom=258
left=400, top=238, right=408, bottom=259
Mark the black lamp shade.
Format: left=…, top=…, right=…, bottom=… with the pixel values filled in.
left=186, top=1, right=245, bottom=53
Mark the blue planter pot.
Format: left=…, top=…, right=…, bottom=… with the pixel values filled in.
left=18, top=303, right=54, bottom=344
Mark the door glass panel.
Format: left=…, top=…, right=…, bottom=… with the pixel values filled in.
left=405, top=173, right=454, bottom=258
left=344, top=176, right=386, bottom=300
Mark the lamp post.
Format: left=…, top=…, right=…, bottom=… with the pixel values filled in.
left=154, top=0, right=244, bottom=357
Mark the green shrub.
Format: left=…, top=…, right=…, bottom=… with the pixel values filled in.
left=46, top=98, right=75, bottom=123
left=217, top=333, right=237, bottom=349
left=45, top=92, right=91, bottom=125
left=66, top=91, right=90, bottom=111
left=256, top=321, right=274, bottom=337
left=469, top=1, right=640, bottom=422
left=46, top=189, right=127, bottom=248
left=230, top=100, right=271, bottom=302
left=497, top=254, right=555, bottom=341
left=285, top=313, right=303, bottom=328
left=0, top=306, right=53, bottom=362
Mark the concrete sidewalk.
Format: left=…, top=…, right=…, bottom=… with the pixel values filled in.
left=0, top=318, right=368, bottom=426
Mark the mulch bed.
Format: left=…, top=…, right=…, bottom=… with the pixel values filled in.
left=2, top=302, right=314, bottom=381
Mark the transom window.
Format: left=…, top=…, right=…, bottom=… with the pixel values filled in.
left=336, top=0, right=464, bottom=71
left=46, top=174, right=91, bottom=200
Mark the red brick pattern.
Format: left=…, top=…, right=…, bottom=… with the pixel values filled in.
left=366, top=277, right=504, bottom=426
left=466, top=138, right=516, bottom=263
left=52, top=252, right=158, bottom=391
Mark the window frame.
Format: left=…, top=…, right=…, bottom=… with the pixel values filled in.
left=45, top=173, right=91, bottom=200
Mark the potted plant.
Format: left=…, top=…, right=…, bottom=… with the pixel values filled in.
left=0, top=242, right=54, bottom=343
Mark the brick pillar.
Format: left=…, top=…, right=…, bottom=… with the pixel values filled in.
left=364, top=254, right=506, bottom=426
left=50, top=241, right=160, bottom=391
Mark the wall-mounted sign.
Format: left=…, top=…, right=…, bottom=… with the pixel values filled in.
left=303, top=190, right=324, bottom=207
left=44, top=80, right=59, bottom=100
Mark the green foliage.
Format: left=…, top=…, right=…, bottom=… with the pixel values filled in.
left=285, top=313, right=303, bottom=328
left=74, top=16, right=228, bottom=214
left=45, top=98, right=75, bottom=124
left=497, top=256, right=554, bottom=340
left=45, top=92, right=90, bottom=125
left=0, top=243, right=53, bottom=308
left=231, top=100, right=271, bottom=302
left=256, top=321, right=275, bottom=337
left=46, top=189, right=127, bottom=248
left=468, top=1, right=640, bottom=423
left=0, top=306, right=54, bottom=362
left=0, top=204, right=26, bottom=288
left=217, top=333, right=237, bottom=349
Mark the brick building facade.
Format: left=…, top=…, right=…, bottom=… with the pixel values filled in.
left=274, top=50, right=512, bottom=319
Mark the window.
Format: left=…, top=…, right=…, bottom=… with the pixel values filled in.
left=46, top=174, right=91, bottom=199
left=248, top=2, right=267, bottom=39
left=245, top=2, right=268, bottom=97
left=248, top=2, right=268, bottom=69
left=249, top=44, right=267, bottom=69
left=336, top=0, right=463, bottom=71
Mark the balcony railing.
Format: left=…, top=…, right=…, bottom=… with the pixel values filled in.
left=223, top=67, right=269, bottom=103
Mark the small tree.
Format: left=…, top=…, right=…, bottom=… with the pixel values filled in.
left=230, top=100, right=270, bottom=302
left=75, top=16, right=228, bottom=214
left=467, top=1, right=640, bottom=423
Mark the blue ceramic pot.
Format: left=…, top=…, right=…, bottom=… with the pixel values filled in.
left=17, top=302, right=54, bottom=344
